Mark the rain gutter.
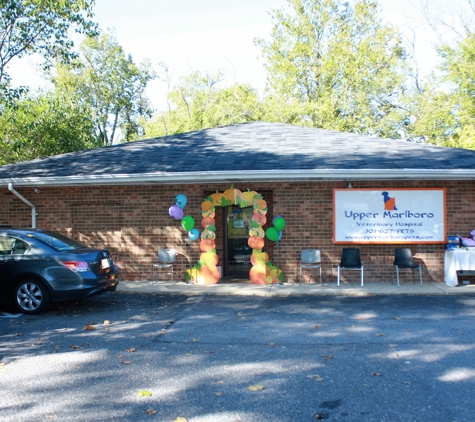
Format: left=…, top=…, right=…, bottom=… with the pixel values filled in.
left=8, top=183, right=37, bottom=228
left=2, top=169, right=475, bottom=187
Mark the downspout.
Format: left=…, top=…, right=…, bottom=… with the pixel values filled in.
left=8, top=183, right=37, bottom=228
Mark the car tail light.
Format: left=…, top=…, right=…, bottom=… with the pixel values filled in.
left=61, top=261, right=90, bottom=272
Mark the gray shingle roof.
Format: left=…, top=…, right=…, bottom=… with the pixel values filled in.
left=1, top=121, right=475, bottom=186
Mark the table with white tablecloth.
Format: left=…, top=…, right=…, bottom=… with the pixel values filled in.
left=444, top=248, right=475, bottom=286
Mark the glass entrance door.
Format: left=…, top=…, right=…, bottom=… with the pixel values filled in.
left=226, top=205, right=253, bottom=277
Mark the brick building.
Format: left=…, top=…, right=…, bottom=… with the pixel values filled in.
left=1, top=122, right=474, bottom=283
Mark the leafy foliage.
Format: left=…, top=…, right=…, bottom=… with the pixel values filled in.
left=0, top=0, right=98, bottom=103
left=408, top=31, right=475, bottom=149
left=52, top=30, right=156, bottom=145
left=141, top=70, right=261, bottom=138
left=255, top=0, right=408, bottom=137
left=0, top=91, right=96, bottom=165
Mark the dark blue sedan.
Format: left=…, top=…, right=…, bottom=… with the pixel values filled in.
left=0, top=228, right=119, bottom=314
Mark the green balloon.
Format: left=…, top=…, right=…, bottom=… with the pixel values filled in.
left=181, top=216, right=195, bottom=231
left=266, top=227, right=279, bottom=242
left=273, top=217, right=286, bottom=231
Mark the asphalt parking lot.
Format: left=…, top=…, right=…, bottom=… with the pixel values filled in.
left=1, top=292, right=475, bottom=421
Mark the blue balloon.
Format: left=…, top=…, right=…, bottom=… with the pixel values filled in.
left=188, top=228, right=200, bottom=241
left=277, top=230, right=283, bottom=242
left=175, top=194, right=188, bottom=209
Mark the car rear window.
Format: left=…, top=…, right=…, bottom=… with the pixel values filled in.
left=26, top=232, right=86, bottom=251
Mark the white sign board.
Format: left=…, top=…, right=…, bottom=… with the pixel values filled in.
left=333, top=189, right=446, bottom=244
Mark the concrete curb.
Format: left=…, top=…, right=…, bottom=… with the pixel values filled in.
left=116, top=281, right=475, bottom=297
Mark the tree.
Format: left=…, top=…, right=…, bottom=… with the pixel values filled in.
left=141, top=70, right=261, bottom=138
left=0, top=90, right=97, bottom=165
left=407, top=33, right=475, bottom=150
left=255, top=0, right=409, bottom=137
left=404, top=1, right=475, bottom=149
left=52, top=31, right=156, bottom=145
left=0, top=0, right=98, bottom=104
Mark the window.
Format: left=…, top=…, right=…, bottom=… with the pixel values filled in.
left=26, top=231, right=85, bottom=251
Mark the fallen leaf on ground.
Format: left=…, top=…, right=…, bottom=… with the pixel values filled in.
left=402, top=382, right=411, bottom=385
left=202, top=351, right=215, bottom=354
left=375, top=333, right=385, bottom=337
left=373, top=372, right=382, bottom=376
left=174, top=418, right=188, bottom=422
left=324, top=355, right=333, bottom=360
left=145, top=409, right=157, bottom=414
left=247, top=385, right=265, bottom=391
left=394, top=317, right=401, bottom=320
left=315, top=414, right=325, bottom=420
left=138, top=390, right=152, bottom=397
left=126, top=347, right=136, bottom=353
left=185, top=353, right=192, bottom=356
left=218, top=380, right=225, bottom=384
left=215, top=392, right=223, bottom=396
left=314, top=325, right=319, bottom=329
left=269, top=342, right=276, bottom=346
left=104, top=320, right=111, bottom=325
left=122, top=361, right=132, bottom=365
left=85, top=324, right=95, bottom=331
left=307, top=375, right=324, bottom=381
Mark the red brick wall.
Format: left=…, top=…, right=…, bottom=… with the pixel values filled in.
left=1, top=180, right=473, bottom=283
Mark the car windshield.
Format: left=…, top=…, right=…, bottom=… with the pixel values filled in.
left=26, top=231, right=86, bottom=251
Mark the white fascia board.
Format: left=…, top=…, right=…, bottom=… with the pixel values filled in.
left=2, top=169, right=475, bottom=187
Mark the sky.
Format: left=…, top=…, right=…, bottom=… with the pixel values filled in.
left=8, top=0, right=467, bottom=111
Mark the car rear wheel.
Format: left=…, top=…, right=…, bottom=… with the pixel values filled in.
left=14, top=279, right=51, bottom=314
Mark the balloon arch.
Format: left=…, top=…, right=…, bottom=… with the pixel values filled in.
left=169, top=187, right=286, bottom=284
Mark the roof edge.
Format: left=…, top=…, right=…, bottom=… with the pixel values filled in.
left=2, top=169, right=475, bottom=187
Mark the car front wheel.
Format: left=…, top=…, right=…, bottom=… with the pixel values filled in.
left=14, top=279, right=51, bottom=314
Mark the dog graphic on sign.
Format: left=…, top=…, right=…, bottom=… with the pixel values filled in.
left=382, top=191, right=397, bottom=210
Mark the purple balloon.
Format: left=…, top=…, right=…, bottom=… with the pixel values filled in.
left=272, top=215, right=282, bottom=224
left=169, top=204, right=184, bottom=220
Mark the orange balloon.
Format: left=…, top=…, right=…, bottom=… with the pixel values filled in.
left=249, top=264, right=267, bottom=284
left=223, top=188, right=235, bottom=204
left=199, top=239, right=215, bottom=252
left=253, top=199, right=267, bottom=210
left=248, top=235, right=265, bottom=250
left=201, top=200, right=214, bottom=211
left=252, top=212, right=266, bottom=226
left=199, top=265, right=220, bottom=284
left=211, top=192, right=225, bottom=206
left=201, top=216, right=215, bottom=228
